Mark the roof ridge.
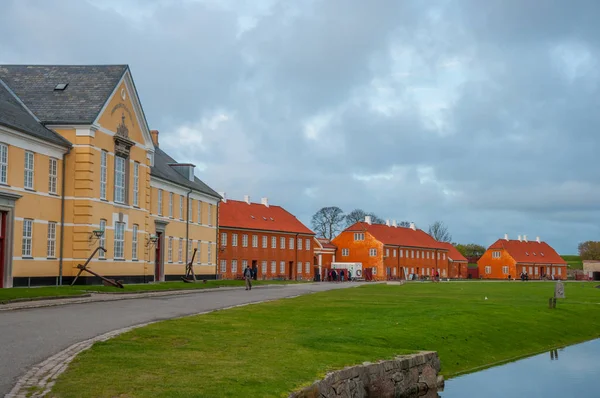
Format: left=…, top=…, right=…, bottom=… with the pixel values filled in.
left=89, top=66, right=129, bottom=123
left=0, top=77, right=41, bottom=123
left=0, top=64, right=129, bottom=67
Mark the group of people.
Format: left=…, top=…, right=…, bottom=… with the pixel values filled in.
left=324, top=269, right=353, bottom=282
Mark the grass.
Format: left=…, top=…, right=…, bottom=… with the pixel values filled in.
left=49, top=282, right=600, bottom=398
left=0, top=280, right=301, bottom=303
left=562, top=255, right=583, bottom=270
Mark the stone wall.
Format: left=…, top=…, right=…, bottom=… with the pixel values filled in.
left=290, top=351, right=444, bottom=398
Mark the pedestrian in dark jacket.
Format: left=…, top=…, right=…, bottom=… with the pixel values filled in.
left=243, top=266, right=253, bottom=290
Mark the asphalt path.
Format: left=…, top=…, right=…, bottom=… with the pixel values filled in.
left=0, top=282, right=361, bottom=396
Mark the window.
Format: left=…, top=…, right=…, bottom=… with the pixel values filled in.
left=242, top=234, right=248, bottom=247
left=114, top=156, right=126, bottom=203
left=252, top=235, right=258, bottom=248
left=305, top=239, right=310, bottom=250
left=24, top=151, right=34, bottom=189
left=130, top=224, right=138, bottom=260
left=271, top=236, right=276, bottom=248
left=373, top=267, right=377, bottom=275
left=400, top=250, right=403, bottom=258
left=168, top=237, right=173, bottom=262
left=426, top=251, right=429, bottom=259
left=169, top=193, right=173, bottom=217
left=280, top=237, right=285, bottom=249
left=262, top=236, right=267, bottom=248
left=485, top=266, right=491, bottom=274
left=220, top=259, right=227, bottom=273
left=297, top=237, right=302, bottom=250
left=221, top=232, right=227, bottom=246
left=297, top=262, right=302, bottom=273
left=558, top=267, right=562, bottom=276
left=197, top=201, right=202, bottom=224
left=261, top=261, right=267, bottom=275
left=393, top=249, right=397, bottom=257
left=0, top=143, right=7, bottom=184
left=437, top=252, right=440, bottom=260
left=271, top=261, right=277, bottom=274
left=502, top=266, right=508, bottom=275
left=279, top=261, right=285, bottom=274
left=342, top=248, right=349, bottom=256
left=534, top=266, right=539, bottom=275
left=354, top=232, right=365, bottom=241
left=99, top=220, right=106, bottom=259
left=442, top=253, right=446, bottom=260
left=232, top=260, right=238, bottom=273
left=492, top=251, right=501, bottom=259
left=422, top=251, right=425, bottom=258
left=47, top=222, right=57, bottom=258
left=22, top=219, right=33, bottom=257
left=207, top=204, right=212, bottom=226
left=197, top=241, right=201, bottom=264
left=386, top=248, right=390, bottom=257
left=178, top=238, right=183, bottom=263
left=179, top=196, right=184, bottom=220
left=48, top=158, right=58, bottom=194
left=411, top=250, right=414, bottom=258
left=232, top=234, right=238, bottom=247
left=416, top=251, right=420, bottom=259
left=188, top=239, right=193, bottom=262
left=305, top=262, right=310, bottom=273
left=114, top=222, right=125, bottom=259
left=369, top=248, right=377, bottom=257
left=242, top=259, right=248, bottom=270
left=157, top=189, right=163, bottom=215
left=100, top=150, right=107, bottom=199
left=188, top=198, right=192, bottom=221
left=207, top=244, right=212, bottom=264
left=289, top=237, right=294, bottom=250
left=133, top=162, right=139, bottom=206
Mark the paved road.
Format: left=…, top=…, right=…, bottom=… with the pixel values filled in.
left=0, top=282, right=361, bottom=395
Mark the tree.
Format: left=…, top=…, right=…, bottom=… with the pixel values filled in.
left=578, top=241, right=600, bottom=261
left=344, top=209, right=385, bottom=227
left=428, top=221, right=452, bottom=242
left=397, top=221, right=411, bottom=227
left=311, top=207, right=345, bottom=240
left=455, top=243, right=486, bottom=259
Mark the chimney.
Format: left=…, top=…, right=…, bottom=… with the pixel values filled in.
left=365, top=216, right=372, bottom=225
left=261, top=197, right=269, bottom=207
left=392, top=220, right=397, bottom=228
left=410, top=222, right=416, bottom=231
left=244, top=195, right=250, bottom=204
left=386, top=219, right=390, bottom=227
left=218, top=192, right=227, bottom=203
left=536, top=236, right=541, bottom=243
left=518, top=235, right=522, bottom=242
left=504, top=233, right=509, bottom=241
left=150, top=130, right=159, bottom=147
left=523, top=235, right=528, bottom=242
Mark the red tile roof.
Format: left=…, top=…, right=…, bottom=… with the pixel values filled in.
left=345, top=222, right=448, bottom=250
left=219, top=199, right=314, bottom=235
left=488, top=239, right=566, bottom=265
left=316, top=238, right=337, bottom=250
left=438, top=242, right=468, bottom=262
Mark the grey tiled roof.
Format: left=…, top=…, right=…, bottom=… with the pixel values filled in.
left=151, top=146, right=221, bottom=199
left=0, top=65, right=127, bottom=124
left=0, top=81, right=72, bottom=147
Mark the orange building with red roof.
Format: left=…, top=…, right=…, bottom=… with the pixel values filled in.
left=477, top=234, right=567, bottom=280
left=438, top=242, right=469, bottom=279
left=217, top=195, right=315, bottom=280
left=314, top=238, right=337, bottom=280
left=330, top=217, right=453, bottom=281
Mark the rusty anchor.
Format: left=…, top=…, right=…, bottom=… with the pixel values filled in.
left=70, top=246, right=124, bottom=288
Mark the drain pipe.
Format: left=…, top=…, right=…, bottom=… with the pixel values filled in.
left=58, top=146, right=71, bottom=286
left=185, top=189, right=192, bottom=265
left=215, top=200, right=219, bottom=280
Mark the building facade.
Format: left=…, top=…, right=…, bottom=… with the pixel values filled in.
left=314, top=238, right=337, bottom=280
left=0, top=65, right=219, bottom=287
left=477, top=235, right=567, bottom=280
left=331, top=217, right=451, bottom=281
left=218, top=195, right=315, bottom=280
left=439, top=242, right=468, bottom=279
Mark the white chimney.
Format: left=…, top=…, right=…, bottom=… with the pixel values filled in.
left=392, top=220, right=397, bottom=228
left=219, top=192, right=227, bottom=203
left=518, top=235, right=522, bottom=242
left=523, top=235, right=528, bottom=242
left=536, top=236, right=541, bottom=243
left=386, top=219, right=390, bottom=227
left=365, top=216, right=372, bottom=225
left=244, top=195, right=250, bottom=204
left=410, top=222, right=416, bottom=231
left=261, top=197, right=269, bottom=207
left=504, top=233, right=509, bottom=241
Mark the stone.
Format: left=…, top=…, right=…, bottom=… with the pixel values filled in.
left=554, top=281, right=565, bottom=299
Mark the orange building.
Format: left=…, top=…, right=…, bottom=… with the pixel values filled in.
left=477, top=235, right=567, bottom=280
left=331, top=217, right=452, bottom=281
left=439, top=242, right=468, bottom=279
left=217, top=195, right=315, bottom=280
left=314, top=238, right=337, bottom=281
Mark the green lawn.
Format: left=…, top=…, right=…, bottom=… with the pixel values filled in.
left=49, top=282, right=600, bottom=398
left=562, top=255, right=583, bottom=270
left=0, top=280, right=301, bottom=303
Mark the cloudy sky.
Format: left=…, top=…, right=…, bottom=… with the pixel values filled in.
left=1, top=0, right=599, bottom=253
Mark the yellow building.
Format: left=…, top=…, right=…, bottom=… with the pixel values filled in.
left=0, top=65, right=220, bottom=288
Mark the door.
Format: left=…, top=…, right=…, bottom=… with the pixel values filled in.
left=288, top=261, right=294, bottom=280
left=0, top=212, right=6, bottom=288
left=252, top=260, right=258, bottom=280
left=155, top=232, right=163, bottom=282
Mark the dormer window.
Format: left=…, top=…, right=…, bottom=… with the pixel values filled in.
left=525, top=252, right=529, bottom=256
left=168, top=163, right=195, bottom=182
left=541, top=252, right=544, bottom=256
left=54, top=83, right=68, bottom=91
left=533, top=252, right=537, bottom=256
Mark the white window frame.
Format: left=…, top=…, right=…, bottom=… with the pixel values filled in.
left=416, top=251, right=420, bottom=259
left=271, top=261, right=276, bottom=274
left=262, top=235, right=267, bottom=248
left=289, top=237, right=294, bottom=250
left=297, top=261, right=302, bottom=273
left=179, top=196, right=184, bottom=220
left=178, top=238, right=183, bottom=263
left=242, top=234, right=248, bottom=247
left=305, top=238, right=310, bottom=251
left=48, top=157, right=58, bottom=194
left=271, top=236, right=277, bottom=249
left=114, top=156, right=126, bottom=203
left=280, top=237, right=285, bottom=249
left=442, top=253, right=446, bottom=260
left=169, top=192, right=173, bottom=217
left=168, top=237, right=173, bottom=263
left=0, top=143, right=8, bottom=185
left=305, top=262, right=310, bottom=274
left=197, top=241, right=201, bottom=264
left=386, top=248, right=390, bottom=257
left=400, top=250, right=403, bottom=258
left=100, top=150, right=107, bottom=199
left=157, top=189, right=163, bottom=216
left=261, top=261, right=267, bottom=275
left=393, top=249, right=397, bottom=257
left=24, top=151, right=34, bottom=190
left=492, top=251, right=501, bottom=259
left=242, top=259, right=248, bottom=269
left=232, top=259, right=238, bottom=273
left=99, top=219, right=106, bottom=259
left=369, top=248, right=377, bottom=257
left=207, top=204, right=212, bottom=226
left=114, top=222, right=125, bottom=259
left=502, top=265, right=508, bottom=275
left=342, top=248, right=349, bottom=256
left=232, top=234, right=238, bottom=247
left=132, top=224, right=138, bottom=260
left=485, top=266, right=491, bottom=274
left=297, top=237, right=302, bottom=250
left=133, top=161, right=139, bottom=206
left=221, top=232, right=227, bottom=246
left=197, top=201, right=202, bottom=224
left=252, top=235, right=258, bottom=248
left=279, top=261, right=284, bottom=274
left=188, top=198, right=193, bottom=221
left=47, top=221, right=57, bottom=258
left=426, top=251, right=430, bottom=259
left=207, top=244, right=212, bottom=264
left=22, top=219, right=33, bottom=257
left=354, top=232, right=364, bottom=241
left=220, top=259, right=227, bottom=273
left=188, top=239, right=193, bottom=262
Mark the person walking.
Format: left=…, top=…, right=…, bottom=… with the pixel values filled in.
left=244, top=265, right=253, bottom=290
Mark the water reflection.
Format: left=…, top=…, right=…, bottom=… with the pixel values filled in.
left=439, top=339, right=600, bottom=398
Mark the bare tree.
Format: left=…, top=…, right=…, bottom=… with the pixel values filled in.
left=428, top=221, right=452, bottom=242
left=397, top=221, right=411, bottom=227
left=345, top=209, right=386, bottom=227
left=311, top=207, right=345, bottom=240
